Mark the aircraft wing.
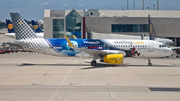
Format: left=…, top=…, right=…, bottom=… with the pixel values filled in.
left=6, top=40, right=29, bottom=48
left=77, top=48, right=125, bottom=55
left=65, top=36, right=126, bottom=56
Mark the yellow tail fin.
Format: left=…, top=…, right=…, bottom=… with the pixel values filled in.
left=65, top=36, right=74, bottom=47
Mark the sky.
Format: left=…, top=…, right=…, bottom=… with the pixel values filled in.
left=0, top=0, right=180, bottom=21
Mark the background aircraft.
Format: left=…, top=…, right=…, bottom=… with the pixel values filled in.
left=31, top=20, right=44, bottom=36
left=4, top=19, right=44, bottom=38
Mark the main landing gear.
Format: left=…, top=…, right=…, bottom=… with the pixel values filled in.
left=91, top=57, right=98, bottom=66
left=91, top=60, right=96, bottom=66
left=176, top=54, right=179, bottom=58
left=148, top=58, right=152, bottom=66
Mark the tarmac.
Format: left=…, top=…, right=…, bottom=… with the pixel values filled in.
left=1, top=35, right=180, bottom=101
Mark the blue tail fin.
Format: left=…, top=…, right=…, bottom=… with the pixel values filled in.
left=6, top=19, right=14, bottom=33
left=10, top=13, right=38, bottom=40
left=31, top=20, right=43, bottom=33
left=24, top=19, right=36, bottom=32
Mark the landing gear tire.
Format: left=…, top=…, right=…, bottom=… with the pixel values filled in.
left=176, top=55, right=179, bottom=58
left=148, top=63, right=152, bottom=66
left=91, top=60, right=96, bottom=66
left=148, top=58, right=152, bottom=66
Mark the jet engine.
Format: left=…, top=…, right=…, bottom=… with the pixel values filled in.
left=100, top=54, right=124, bottom=64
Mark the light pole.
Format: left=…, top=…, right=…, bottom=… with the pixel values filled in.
left=74, top=0, right=76, bottom=9
left=153, top=4, right=155, bottom=10
left=127, top=0, right=128, bottom=10
left=133, top=0, right=135, bottom=10
left=157, top=0, right=159, bottom=10
left=142, top=0, right=144, bottom=10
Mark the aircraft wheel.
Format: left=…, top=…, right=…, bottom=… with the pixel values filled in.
left=91, top=60, right=96, bottom=66
left=148, top=63, right=152, bottom=66
left=176, top=55, right=179, bottom=58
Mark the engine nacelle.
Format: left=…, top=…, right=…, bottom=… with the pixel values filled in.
left=100, top=54, right=124, bottom=64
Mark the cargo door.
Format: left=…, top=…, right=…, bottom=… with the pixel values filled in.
left=148, top=42, right=154, bottom=52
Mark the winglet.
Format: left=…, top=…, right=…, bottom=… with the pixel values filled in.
left=65, top=36, right=74, bottom=48
left=73, top=35, right=77, bottom=39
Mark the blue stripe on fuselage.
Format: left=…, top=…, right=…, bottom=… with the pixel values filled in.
left=45, top=39, right=117, bottom=56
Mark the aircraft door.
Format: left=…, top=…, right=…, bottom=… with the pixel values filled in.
left=103, top=44, right=110, bottom=50
left=104, top=44, right=106, bottom=49
left=148, top=42, right=154, bottom=52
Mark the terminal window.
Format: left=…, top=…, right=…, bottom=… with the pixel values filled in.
left=112, top=24, right=149, bottom=32
left=53, top=19, right=64, bottom=38
left=66, top=10, right=81, bottom=39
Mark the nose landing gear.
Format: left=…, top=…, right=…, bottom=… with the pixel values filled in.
left=148, top=58, right=152, bottom=66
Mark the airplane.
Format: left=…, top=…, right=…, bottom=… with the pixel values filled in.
left=7, top=13, right=173, bottom=66
left=4, top=19, right=15, bottom=38
left=4, top=19, right=44, bottom=38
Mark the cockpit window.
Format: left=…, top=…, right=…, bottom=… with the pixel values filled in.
left=159, top=45, right=166, bottom=48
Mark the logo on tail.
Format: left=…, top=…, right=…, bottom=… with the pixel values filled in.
left=8, top=23, right=13, bottom=30
left=33, top=25, right=38, bottom=31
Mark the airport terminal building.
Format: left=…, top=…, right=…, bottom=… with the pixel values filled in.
left=44, top=9, right=180, bottom=46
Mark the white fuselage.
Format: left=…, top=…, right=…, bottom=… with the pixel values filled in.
left=105, top=39, right=173, bottom=58
left=17, top=38, right=173, bottom=58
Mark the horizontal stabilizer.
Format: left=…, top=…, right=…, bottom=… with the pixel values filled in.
left=7, top=40, right=29, bottom=48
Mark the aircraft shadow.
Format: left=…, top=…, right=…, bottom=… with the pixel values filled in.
left=19, top=63, right=90, bottom=66
left=19, top=63, right=178, bottom=69
left=149, top=87, right=180, bottom=92
left=81, top=64, right=177, bottom=69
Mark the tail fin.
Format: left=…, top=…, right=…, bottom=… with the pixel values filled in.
left=24, top=19, right=36, bottom=32
left=73, top=35, right=77, bottom=39
left=6, top=19, right=14, bottom=33
left=31, top=20, right=43, bottom=33
left=10, top=13, right=38, bottom=40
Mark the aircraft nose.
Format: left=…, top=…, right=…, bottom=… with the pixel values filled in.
left=165, top=48, right=173, bottom=56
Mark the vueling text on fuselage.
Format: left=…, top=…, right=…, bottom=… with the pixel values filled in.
left=114, top=41, right=144, bottom=45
